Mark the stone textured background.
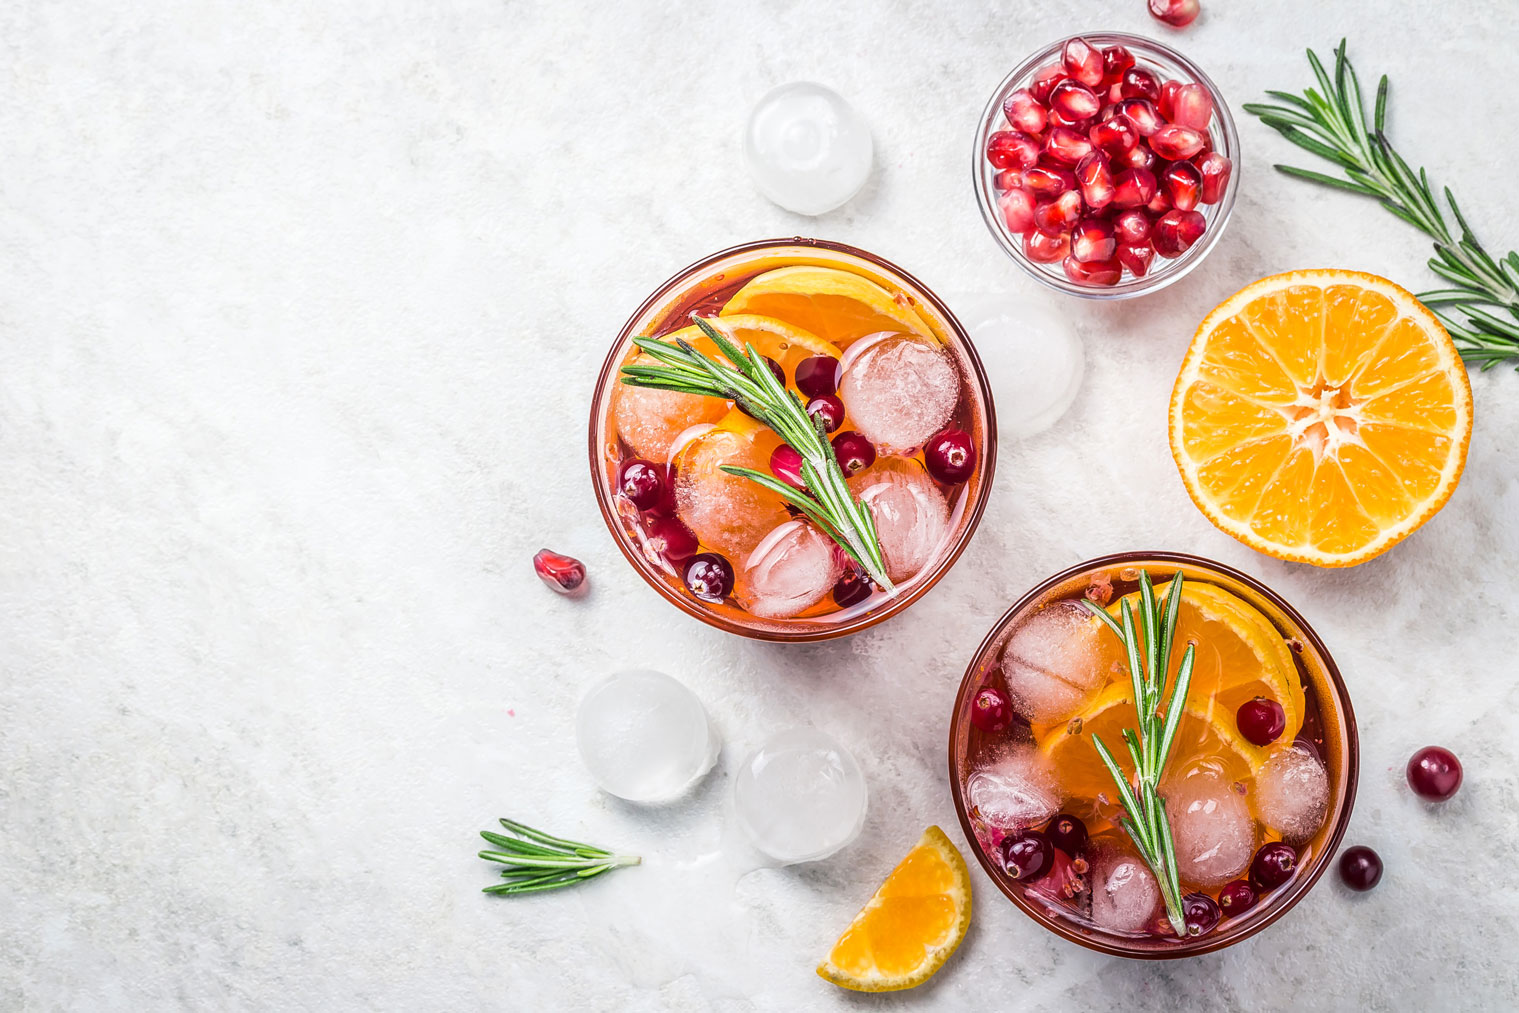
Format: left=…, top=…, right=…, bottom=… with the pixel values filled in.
left=3, top=1, right=1516, bottom=1010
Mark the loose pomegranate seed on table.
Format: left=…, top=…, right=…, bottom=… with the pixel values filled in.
left=533, top=549, right=587, bottom=595
left=1149, top=0, right=1202, bottom=28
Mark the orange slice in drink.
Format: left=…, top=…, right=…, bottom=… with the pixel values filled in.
left=1170, top=270, right=1473, bottom=566
left=817, top=826, right=971, bottom=993
left=720, top=266, right=936, bottom=347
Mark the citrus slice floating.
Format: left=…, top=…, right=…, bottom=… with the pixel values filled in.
left=817, top=826, right=971, bottom=993
left=721, top=266, right=937, bottom=347
left=1170, top=270, right=1473, bottom=566
left=658, top=313, right=839, bottom=375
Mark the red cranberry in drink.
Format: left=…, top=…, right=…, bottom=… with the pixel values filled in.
left=1163, top=160, right=1204, bottom=212
left=762, top=356, right=785, bottom=386
left=769, top=443, right=807, bottom=492
left=1061, top=37, right=1105, bottom=88
left=806, top=395, right=845, bottom=434
left=1197, top=151, right=1233, bottom=204
left=1049, top=79, right=1101, bottom=122
left=1119, top=66, right=1160, bottom=102
left=1063, top=255, right=1121, bottom=286
left=1407, top=746, right=1462, bottom=800
left=1024, top=165, right=1077, bottom=200
left=1089, top=115, right=1138, bottom=157
left=1151, top=125, right=1206, bottom=161
left=997, top=187, right=1037, bottom=234
left=1153, top=209, right=1206, bottom=257
left=683, top=553, right=734, bottom=603
left=1034, top=191, right=1082, bottom=235
left=1250, top=842, right=1298, bottom=891
left=1112, top=167, right=1158, bottom=209
left=830, top=430, right=876, bottom=476
left=1030, top=64, right=1064, bottom=104
left=999, top=830, right=1055, bottom=882
left=1217, top=879, right=1257, bottom=917
left=1003, top=88, right=1048, bottom=135
left=617, top=458, right=665, bottom=511
left=969, top=686, right=1014, bottom=734
left=987, top=130, right=1041, bottom=170
left=831, top=568, right=873, bottom=608
left=1150, top=0, right=1201, bottom=28
left=1070, top=218, right=1116, bottom=264
left=1236, top=698, right=1286, bottom=746
left=1169, top=82, right=1215, bottom=130
left=1047, top=813, right=1089, bottom=856
left=1076, top=152, right=1115, bottom=210
left=1113, top=208, right=1151, bottom=244
left=1182, top=892, right=1221, bottom=936
left=924, top=428, right=977, bottom=484
left=1023, top=228, right=1070, bottom=263
left=644, top=514, right=698, bottom=562
left=1101, top=45, right=1135, bottom=86
left=533, top=549, right=587, bottom=595
left=1043, top=125, right=1094, bottom=167
left=794, top=355, right=841, bottom=397
left=1338, top=846, right=1383, bottom=891
left=1118, top=98, right=1162, bottom=136
left=1118, top=242, right=1155, bottom=278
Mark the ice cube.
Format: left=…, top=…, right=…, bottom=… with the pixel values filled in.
left=967, top=747, right=1060, bottom=832
left=847, top=457, right=949, bottom=582
left=950, top=293, right=1084, bottom=439
left=736, top=519, right=842, bottom=619
left=576, top=670, right=720, bottom=802
left=1255, top=745, right=1330, bottom=844
left=999, top=601, right=1113, bottom=724
left=674, top=427, right=792, bottom=559
left=1163, top=767, right=1255, bottom=887
left=1090, top=851, right=1160, bottom=934
left=612, top=381, right=727, bottom=462
left=837, top=333, right=959, bottom=453
left=732, top=728, right=867, bottom=864
left=743, top=82, right=873, bottom=216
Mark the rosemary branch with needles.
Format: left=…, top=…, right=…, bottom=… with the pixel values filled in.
left=478, top=818, right=640, bottom=896
left=1246, top=40, right=1519, bottom=369
left=619, top=317, right=894, bottom=591
left=1080, top=570, right=1196, bottom=937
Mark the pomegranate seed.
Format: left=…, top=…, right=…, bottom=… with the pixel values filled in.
left=1023, top=164, right=1077, bottom=199
left=986, top=130, right=1041, bottom=170
left=770, top=443, right=807, bottom=491
left=1113, top=208, right=1151, bottom=244
left=1003, top=88, right=1048, bottom=135
left=1070, top=217, right=1116, bottom=263
left=1022, top=228, right=1070, bottom=263
left=1089, top=116, right=1138, bottom=158
left=1157, top=79, right=1181, bottom=120
left=1218, top=880, right=1257, bottom=917
left=1061, top=37, right=1105, bottom=88
left=1043, top=125, right=1093, bottom=167
left=1062, top=255, right=1121, bottom=286
left=1049, top=79, right=1101, bottom=122
left=1236, top=697, right=1286, bottom=746
left=1101, top=46, right=1135, bottom=87
left=1146, top=187, right=1173, bottom=215
left=999, top=830, right=1055, bottom=881
left=1030, top=64, right=1064, bottom=105
left=683, top=553, right=734, bottom=603
left=1046, top=109, right=1092, bottom=132
left=617, top=458, right=665, bottom=511
left=831, top=430, right=876, bottom=475
left=1153, top=209, right=1206, bottom=257
left=1122, top=145, right=1158, bottom=172
left=831, top=568, right=873, bottom=608
left=1119, top=67, right=1160, bottom=102
left=1197, top=151, right=1233, bottom=204
left=1048, top=814, right=1089, bottom=856
left=924, top=428, right=977, bottom=484
left=969, top=686, right=1013, bottom=734
left=1112, top=167, right=1157, bottom=209
left=1250, top=842, right=1297, bottom=891
left=1149, top=0, right=1201, bottom=28
left=1407, top=746, right=1463, bottom=801
left=1034, top=191, right=1082, bottom=234
left=1170, top=83, right=1215, bottom=130
left=533, top=549, right=587, bottom=595
left=1117, top=242, right=1155, bottom=277
left=1183, top=893, right=1221, bottom=937
left=994, top=168, right=1025, bottom=191
left=1150, top=125, right=1206, bottom=161
left=1163, top=159, right=1204, bottom=211
left=997, top=186, right=1037, bottom=233
left=1118, top=98, right=1162, bottom=136
left=805, top=394, right=845, bottom=433
left=644, top=515, right=698, bottom=562
left=1075, top=151, right=1115, bottom=210
left=794, top=355, right=841, bottom=397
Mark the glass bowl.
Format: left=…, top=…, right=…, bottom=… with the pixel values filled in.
left=948, top=552, right=1358, bottom=958
left=973, top=32, right=1241, bottom=299
left=589, top=239, right=997, bottom=643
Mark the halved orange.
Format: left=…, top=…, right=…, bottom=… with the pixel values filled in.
left=720, top=266, right=936, bottom=347
left=817, top=826, right=971, bottom=993
left=1170, top=270, right=1473, bottom=566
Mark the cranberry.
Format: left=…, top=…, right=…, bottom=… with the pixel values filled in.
left=1112, top=167, right=1158, bottom=209
left=683, top=553, right=734, bottom=603
left=970, top=686, right=1014, bottom=734
left=1217, top=879, right=1257, bottom=917
left=1070, top=218, right=1116, bottom=264
left=925, top=428, right=977, bottom=484
left=1043, top=125, right=1094, bottom=167
left=794, top=355, right=841, bottom=398
left=1338, top=846, right=1383, bottom=891
left=1034, top=191, right=1082, bottom=234
left=1182, top=892, right=1221, bottom=936
left=1075, top=152, right=1115, bottom=210
left=1089, top=115, right=1138, bottom=157
left=1118, top=98, right=1161, bottom=136
left=770, top=443, right=807, bottom=492
left=1049, top=79, right=1101, bottom=122
left=1063, top=255, right=1121, bottom=286
left=1030, top=64, right=1065, bottom=105
left=533, top=549, right=586, bottom=595
left=831, top=430, right=876, bottom=475
left=1170, top=83, right=1214, bottom=130
left=1153, top=209, right=1206, bottom=257
left=1023, top=164, right=1077, bottom=200
left=805, top=394, right=846, bottom=434
left=1150, top=125, right=1206, bottom=161
left=1162, top=159, right=1204, bottom=212
left=1101, top=45, right=1135, bottom=86
left=997, top=187, right=1037, bottom=234
left=1236, top=698, right=1287, bottom=746
left=616, top=458, right=665, bottom=511
left=644, top=514, right=698, bottom=562
left=1023, top=229, right=1070, bottom=263
left=831, top=568, right=874, bottom=608
left=1117, top=242, right=1155, bottom=278
left=998, top=830, right=1054, bottom=882
left=1047, top=813, right=1088, bottom=856
left=1119, top=67, right=1161, bottom=102
left=1061, top=37, right=1105, bottom=88
left=1407, top=746, right=1462, bottom=801
left=986, top=130, right=1041, bottom=170
left=1003, top=88, right=1048, bottom=135
left=1196, top=151, right=1233, bottom=204
left=1149, top=0, right=1201, bottom=28
left=1250, top=842, right=1298, bottom=891
left=1113, top=208, right=1151, bottom=244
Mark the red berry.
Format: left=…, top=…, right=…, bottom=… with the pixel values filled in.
left=1075, top=151, right=1115, bottom=210
left=997, top=186, right=1037, bottom=233
left=924, top=428, right=978, bottom=484
left=1157, top=79, right=1182, bottom=120
left=683, top=553, right=734, bottom=603
left=1049, top=79, right=1101, bottom=122
left=1163, top=159, right=1205, bottom=212
left=1149, top=0, right=1201, bottom=28
left=1034, top=190, right=1082, bottom=234
left=1043, top=125, right=1094, bottom=166
left=1338, top=846, right=1383, bottom=891
left=1153, top=209, right=1206, bottom=257
left=1236, top=697, right=1287, bottom=746
left=770, top=443, right=807, bottom=492
left=1003, top=88, right=1048, bottom=135
left=617, top=458, right=666, bottom=511
left=1112, top=167, right=1158, bottom=209
left=970, top=686, right=1013, bottom=733
left=1118, top=98, right=1161, bottom=136
left=1101, top=46, right=1135, bottom=87
left=999, top=830, right=1055, bottom=881
left=1170, top=83, right=1215, bottom=130
left=644, top=515, right=698, bottom=562
left=533, top=549, right=587, bottom=595
left=1022, top=228, right=1070, bottom=263
left=806, top=395, right=846, bottom=434
left=1183, top=892, right=1221, bottom=936
left=830, top=430, right=876, bottom=475
left=1047, top=813, right=1089, bottom=855
left=1063, top=255, right=1121, bottom=286
left=1061, top=37, right=1105, bottom=88
left=1122, top=145, right=1158, bottom=172
left=994, top=168, right=1025, bottom=192
left=831, top=568, right=873, bottom=608
left=986, top=130, right=1041, bottom=170
left=1250, top=842, right=1297, bottom=891
left=1151, top=125, right=1206, bottom=161
left=1023, top=164, right=1077, bottom=200
left=1217, top=879, right=1257, bottom=916
left=1070, top=217, right=1116, bottom=263
left=1119, top=67, right=1161, bottom=102
left=1117, top=242, right=1155, bottom=277
left=1197, top=151, right=1233, bottom=204
left=1146, top=187, right=1174, bottom=215
left=1407, top=746, right=1462, bottom=801
left=1113, top=208, right=1151, bottom=244
left=794, top=355, right=841, bottom=397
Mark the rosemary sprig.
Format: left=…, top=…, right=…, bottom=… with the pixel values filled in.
left=1245, top=40, right=1519, bottom=369
left=619, top=317, right=894, bottom=591
left=1080, top=570, right=1196, bottom=937
left=478, top=818, right=640, bottom=895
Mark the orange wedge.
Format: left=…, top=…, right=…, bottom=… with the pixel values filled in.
left=817, top=826, right=971, bottom=993
left=720, top=266, right=936, bottom=347
left=1171, top=270, right=1473, bottom=566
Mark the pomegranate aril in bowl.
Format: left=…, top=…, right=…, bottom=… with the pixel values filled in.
left=1153, top=209, right=1206, bottom=257
left=1023, top=228, right=1070, bottom=263
left=1070, top=218, right=1116, bottom=264
left=987, top=130, right=1041, bottom=170
left=1034, top=191, right=1082, bottom=234
left=1162, top=160, right=1204, bottom=211
left=1023, top=165, right=1077, bottom=200
left=1044, top=126, right=1094, bottom=166
left=1197, top=151, right=1232, bottom=204
left=1003, top=88, right=1048, bottom=134
left=1150, top=125, right=1206, bottom=161
left=1076, top=152, right=1115, bottom=210
left=1050, top=79, right=1101, bottom=122
left=1062, top=37, right=1105, bottom=87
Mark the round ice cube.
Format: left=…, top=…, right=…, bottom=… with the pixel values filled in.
left=674, top=427, right=791, bottom=560
left=948, top=293, right=1083, bottom=440
left=576, top=670, right=720, bottom=802
left=732, top=728, right=867, bottom=864
left=736, top=519, right=842, bottom=619
left=846, top=457, right=950, bottom=583
left=1163, top=768, right=1255, bottom=887
left=837, top=334, right=959, bottom=454
left=998, top=601, right=1114, bottom=724
left=966, top=746, right=1060, bottom=832
left=1256, top=744, right=1330, bottom=844
left=1091, top=850, right=1160, bottom=934
left=744, top=82, right=872, bottom=216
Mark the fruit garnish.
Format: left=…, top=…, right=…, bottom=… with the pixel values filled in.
left=1236, top=698, right=1287, bottom=746
left=720, top=265, right=936, bottom=347
left=816, top=826, right=971, bottom=993
left=478, top=818, right=640, bottom=896
left=1407, top=746, right=1462, bottom=801
left=1338, top=846, right=1383, bottom=891
left=1170, top=269, right=1473, bottom=566
left=1149, top=0, right=1201, bottom=27
left=533, top=549, right=587, bottom=595
left=672, top=312, right=839, bottom=376
left=1249, top=841, right=1297, bottom=890
left=1246, top=41, right=1519, bottom=368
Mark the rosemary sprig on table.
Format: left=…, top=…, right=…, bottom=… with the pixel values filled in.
left=619, top=317, right=893, bottom=591
left=478, top=818, right=640, bottom=895
left=1245, top=40, right=1519, bottom=369
left=1080, top=570, right=1196, bottom=937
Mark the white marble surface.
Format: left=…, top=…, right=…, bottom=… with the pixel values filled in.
left=3, top=2, right=1518, bottom=1010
